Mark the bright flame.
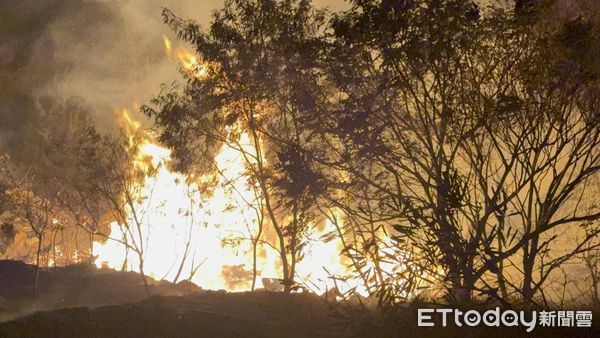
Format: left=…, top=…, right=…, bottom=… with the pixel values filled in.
left=93, top=36, right=397, bottom=296
left=93, top=110, right=362, bottom=294
left=162, top=35, right=210, bottom=80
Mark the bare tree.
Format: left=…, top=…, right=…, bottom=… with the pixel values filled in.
left=318, top=0, right=600, bottom=304
left=78, top=133, right=157, bottom=296
left=581, top=234, right=600, bottom=307
left=8, top=176, right=57, bottom=295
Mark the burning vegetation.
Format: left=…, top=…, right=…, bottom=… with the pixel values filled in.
left=1, top=0, right=600, bottom=336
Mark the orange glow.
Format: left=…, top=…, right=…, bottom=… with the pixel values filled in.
left=162, top=35, right=210, bottom=80
left=92, top=36, right=401, bottom=296
left=93, top=109, right=366, bottom=294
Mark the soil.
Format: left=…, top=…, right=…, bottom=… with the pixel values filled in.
left=0, top=260, right=347, bottom=337
left=0, top=260, right=597, bottom=337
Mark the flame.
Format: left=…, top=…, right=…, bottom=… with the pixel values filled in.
left=93, top=109, right=364, bottom=294
left=92, top=36, right=399, bottom=296
left=162, top=35, right=210, bottom=80
left=162, top=35, right=172, bottom=55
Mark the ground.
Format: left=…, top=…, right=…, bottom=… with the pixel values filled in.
left=0, top=260, right=597, bottom=337
left=0, top=260, right=347, bottom=337
left=0, top=293, right=348, bottom=337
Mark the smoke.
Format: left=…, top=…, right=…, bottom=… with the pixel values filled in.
left=0, top=0, right=292, bottom=160
left=46, top=0, right=233, bottom=128
left=0, top=0, right=347, bottom=163
left=1, top=0, right=590, bottom=168
left=0, top=0, right=216, bottom=160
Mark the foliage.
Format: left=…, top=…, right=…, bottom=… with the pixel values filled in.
left=145, top=0, right=600, bottom=306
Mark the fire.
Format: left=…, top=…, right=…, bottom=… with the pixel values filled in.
left=93, top=109, right=362, bottom=294
left=93, top=37, right=382, bottom=296
left=162, top=35, right=210, bottom=80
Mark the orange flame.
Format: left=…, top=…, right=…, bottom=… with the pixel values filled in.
left=94, top=109, right=365, bottom=294
left=162, top=35, right=210, bottom=80
left=92, top=36, right=403, bottom=297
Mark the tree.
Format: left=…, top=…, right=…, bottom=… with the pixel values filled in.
left=581, top=227, right=600, bottom=307
left=487, top=6, right=600, bottom=304
left=146, top=0, right=328, bottom=292
left=0, top=153, right=16, bottom=254
left=6, top=174, right=64, bottom=295
left=0, top=96, right=105, bottom=293
left=317, top=0, right=600, bottom=304
left=1, top=96, right=106, bottom=266
left=144, top=0, right=600, bottom=306
left=79, top=132, right=157, bottom=296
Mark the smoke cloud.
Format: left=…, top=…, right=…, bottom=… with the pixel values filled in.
left=0, top=0, right=347, bottom=163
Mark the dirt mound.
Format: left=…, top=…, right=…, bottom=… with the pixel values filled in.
left=0, top=260, right=348, bottom=337
left=0, top=290, right=347, bottom=337
left=0, top=260, right=201, bottom=322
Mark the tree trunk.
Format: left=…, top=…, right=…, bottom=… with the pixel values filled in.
left=288, top=203, right=299, bottom=291
left=522, top=236, right=539, bottom=303
left=138, top=259, right=150, bottom=297
left=89, top=232, right=94, bottom=263
left=251, top=218, right=263, bottom=291
left=51, top=229, right=58, bottom=267
left=447, top=269, right=472, bottom=303
left=496, top=218, right=509, bottom=300
left=34, top=235, right=43, bottom=296
left=249, top=128, right=290, bottom=292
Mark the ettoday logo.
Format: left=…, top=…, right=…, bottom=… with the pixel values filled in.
left=417, top=307, right=593, bottom=332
